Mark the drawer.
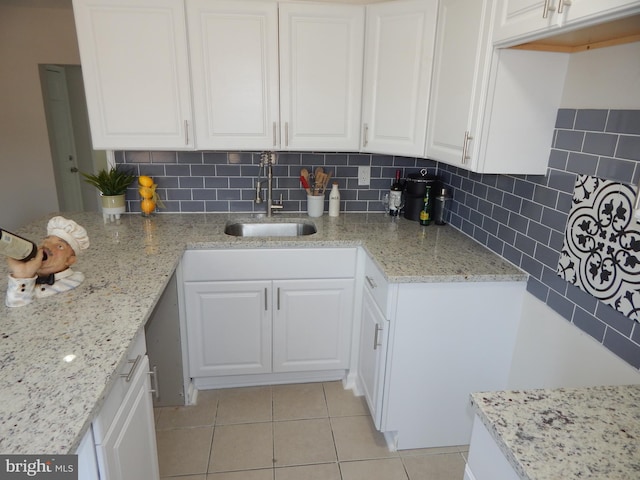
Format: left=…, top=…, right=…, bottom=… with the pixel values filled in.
left=364, top=254, right=389, bottom=313
left=92, top=329, right=146, bottom=443
left=182, top=248, right=357, bottom=281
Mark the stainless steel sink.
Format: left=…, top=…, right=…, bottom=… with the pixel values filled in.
left=224, top=221, right=317, bottom=237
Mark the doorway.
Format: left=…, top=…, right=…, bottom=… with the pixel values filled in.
left=40, top=64, right=105, bottom=212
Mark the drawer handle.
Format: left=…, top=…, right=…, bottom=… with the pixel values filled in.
left=373, top=324, right=383, bottom=350
left=119, top=354, right=143, bottom=383
left=365, top=275, right=377, bottom=289
left=149, top=365, right=159, bottom=400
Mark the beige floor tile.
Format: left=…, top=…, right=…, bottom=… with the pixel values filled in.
left=273, top=418, right=336, bottom=467
left=216, top=386, right=272, bottom=424
left=157, top=390, right=219, bottom=429
left=275, top=463, right=341, bottom=480
left=402, top=453, right=466, bottom=480
left=323, top=381, right=369, bottom=417
left=156, top=426, right=213, bottom=477
left=209, top=422, right=274, bottom=472
left=273, top=383, right=328, bottom=420
left=340, top=458, right=408, bottom=480
left=331, top=415, right=396, bottom=461
left=207, top=469, right=274, bottom=480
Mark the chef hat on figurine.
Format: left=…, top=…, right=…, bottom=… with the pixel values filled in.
left=47, top=216, right=90, bottom=255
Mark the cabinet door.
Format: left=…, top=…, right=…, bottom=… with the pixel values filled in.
left=357, top=287, right=388, bottom=430
left=97, top=355, right=160, bottom=480
left=425, top=0, right=492, bottom=169
left=273, top=279, right=354, bottom=372
left=185, top=281, right=271, bottom=377
left=279, top=3, right=365, bottom=151
left=361, top=0, right=437, bottom=157
left=72, top=0, right=193, bottom=150
left=492, top=0, right=558, bottom=45
left=186, top=0, right=280, bottom=150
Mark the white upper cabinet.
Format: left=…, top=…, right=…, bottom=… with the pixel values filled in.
left=279, top=3, right=365, bottom=151
left=188, top=0, right=364, bottom=151
left=361, top=0, right=437, bottom=157
left=186, top=0, right=280, bottom=150
left=493, top=0, right=640, bottom=47
left=426, top=0, right=569, bottom=174
left=72, top=0, right=194, bottom=150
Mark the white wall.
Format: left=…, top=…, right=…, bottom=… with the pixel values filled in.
left=0, top=0, right=80, bottom=230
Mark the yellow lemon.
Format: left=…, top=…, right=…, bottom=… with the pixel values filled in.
left=138, top=175, right=154, bottom=187
left=139, top=186, right=154, bottom=199
left=141, top=199, right=156, bottom=214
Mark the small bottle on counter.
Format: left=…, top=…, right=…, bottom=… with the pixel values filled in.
left=329, top=182, right=340, bottom=217
left=389, top=169, right=403, bottom=216
left=419, top=185, right=432, bottom=226
left=0, top=228, right=42, bottom=261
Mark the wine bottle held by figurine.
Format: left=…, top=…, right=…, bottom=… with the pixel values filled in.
left=0, top=228, right=46, bottom=262
left=419, top=185, right=432, bottom=226
left=329, top=182, right=340, bottom=217
left=389, top=169, right=403, bottom=216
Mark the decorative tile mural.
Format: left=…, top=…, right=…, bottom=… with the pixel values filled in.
left=557, top=174, right=640, bottom=322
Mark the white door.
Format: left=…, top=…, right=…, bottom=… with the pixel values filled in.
left=185, top=281, right=272, bottom=377
left=97, top=356, right=160, bottom=480
left=357, top=286, right=388, bottom=430
left=273, top=279, right=354, bottom=372
left=42, top=65, right=84, bottom=212
left=425, top=0, right=492, bottom=169
left=73, top=0, right=193, bottom=150
left=186, top=0, right=280, bottom=150
left=278, top=3, right=365, bottom=151
left=361, top=0, right=437, bottom=157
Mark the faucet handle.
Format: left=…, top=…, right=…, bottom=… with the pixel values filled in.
left=255, top=181, right=263, bottom=204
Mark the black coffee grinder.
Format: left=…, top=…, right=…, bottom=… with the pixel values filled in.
left=403, top=169, right=438, bottom=222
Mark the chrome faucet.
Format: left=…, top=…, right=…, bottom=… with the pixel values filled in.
left=256, top=152, right=283, bottom=217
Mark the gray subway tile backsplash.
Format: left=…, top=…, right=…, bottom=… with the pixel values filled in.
left=116, top=108, right=640, bottom=370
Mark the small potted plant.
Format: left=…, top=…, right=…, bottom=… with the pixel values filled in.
left=82, top=166, right=136, bottom=222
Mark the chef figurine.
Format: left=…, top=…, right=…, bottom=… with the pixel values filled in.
left=5, top=216, right=90, bottom=308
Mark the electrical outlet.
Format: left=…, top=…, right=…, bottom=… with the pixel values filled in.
left=358, top=166, right=371, bottom=186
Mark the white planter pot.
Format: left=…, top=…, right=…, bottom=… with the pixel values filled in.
left=101, top=194, right=126, bottom=223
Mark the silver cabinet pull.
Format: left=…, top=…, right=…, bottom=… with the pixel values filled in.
left=149, top=365, right=159, bottom=400
left=273, top=122, right=277, bottom=147
left=557, top=0, right=571, bottom=14
left=285, top=122, right=289, bottom=147
left=119, top=354, right=143, bottom=383
left=461, top=131, right=472, bottom=164
left=264, top=288, right=268, bottom=311
left=363, top=123, right=369, bottom=147
left=277, top=287, right=281, bottom=310
left=365, top=275, right=377, bottom=289
left=184, top=120, right=189, bottom=145
left=373, top=324, right=383, bottom=350
left=542, top=0, right=556, bottom=18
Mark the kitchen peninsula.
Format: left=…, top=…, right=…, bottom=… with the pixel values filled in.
left=0, top=212, right=524, bottom=456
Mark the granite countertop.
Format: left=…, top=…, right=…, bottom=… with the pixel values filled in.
left=0, top=212, right=525, bottom=455
left=471, top=385, right=640, bottom=480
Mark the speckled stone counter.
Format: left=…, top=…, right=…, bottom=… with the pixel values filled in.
left=0, top=212, right=525, bottom=455
left=470, top=385, right=640, bottom=480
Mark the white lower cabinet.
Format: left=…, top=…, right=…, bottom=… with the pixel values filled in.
left=464, top=416, right=520, bottom=480
left=182, top=248, right=357, bottom=388
left=356, top=254, right=526, bottom=449
left=92, top=331, right=160, bottom=480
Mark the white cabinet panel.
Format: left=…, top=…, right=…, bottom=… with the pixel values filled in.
left=273, top=279, right=354, bottom=372
left=279, top=3, right=364, bottom=151
left=361, top=0, right=437, bottom=157
left=185, top=280, right=272, bottom=377
left=187, top=0, right=280, bottom=150
left=72, top=0, right=193, bottom=149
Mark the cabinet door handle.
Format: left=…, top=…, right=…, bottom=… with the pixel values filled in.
left=277, top=287, right=281, bottom=310
left=557, top=0, right=570, bottom=14
left=363, top=123, right=369, bottom=147
left=365, top=275, right=377, bottom=289
left=285, top=122, right=289, bottom=147
left=184, top=120, right=189, bottom=145
left=542, top=0, right=556, bottom=18
left=149, top=365, right=159, bottom=400
left=264, top=288, right=268, bottom=311
left=273, top=122, right=277, bottom=147
left=461, top=131, right=472, bottom=164
left=373, top=324, right=383, bottom=350
left=119, top=354, right=143, bottom=382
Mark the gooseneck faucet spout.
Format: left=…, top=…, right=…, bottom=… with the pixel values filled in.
left=257, top=152, right=283, bottom=217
